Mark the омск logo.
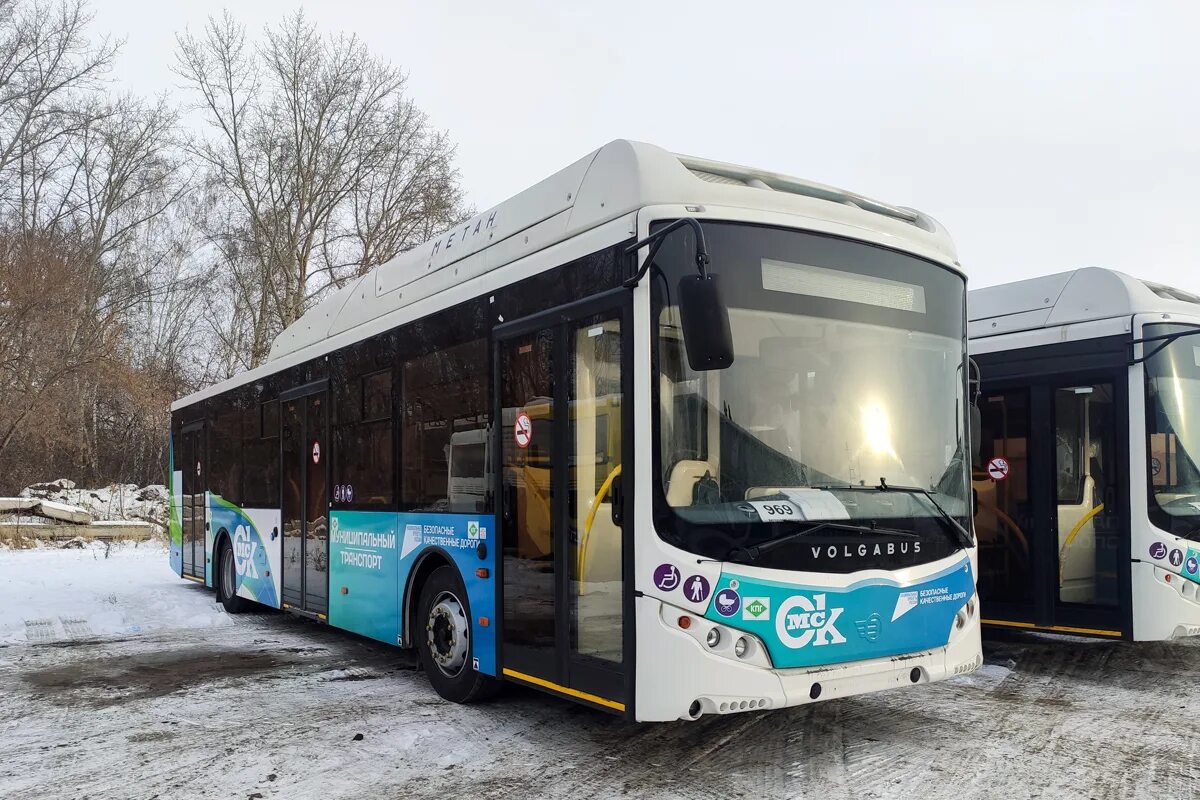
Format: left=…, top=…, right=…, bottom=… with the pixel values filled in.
left=776, top=593, right=846, bottom=648
left=232, top=524, right=259, bottom=579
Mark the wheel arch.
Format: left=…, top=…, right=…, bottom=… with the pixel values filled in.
left=401, top=547, right=460, bottom=648
left=212, top=527, right=233, bottom=595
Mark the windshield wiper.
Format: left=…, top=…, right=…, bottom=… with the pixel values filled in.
left=726, top=520, right=917, bottom=563
left=815, top=480, right=974, bottom=549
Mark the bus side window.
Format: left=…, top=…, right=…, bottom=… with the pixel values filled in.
left=403, top=337, right=489, bottom=513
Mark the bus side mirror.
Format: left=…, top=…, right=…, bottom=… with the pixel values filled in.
left=678, top=273, right=734, bottom=371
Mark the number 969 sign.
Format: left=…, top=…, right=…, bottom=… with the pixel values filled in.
left=749, top=501, right=796, bottom=520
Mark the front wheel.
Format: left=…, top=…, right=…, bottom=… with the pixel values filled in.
left=416, top=565, right=498, bottom=703
left=216, top=539, right=249, bottom=614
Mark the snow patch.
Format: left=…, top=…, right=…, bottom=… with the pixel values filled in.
left=0, top=542, right=227, bottom=645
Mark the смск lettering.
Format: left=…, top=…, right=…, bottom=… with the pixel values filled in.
left=775, top=593, right=847, bottom=649
left=232, top=525, right=259, bottom=578
left=811, top=541, right=921, bottom=559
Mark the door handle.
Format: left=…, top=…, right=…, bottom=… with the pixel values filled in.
left=610, top=474, right=624, bottom=527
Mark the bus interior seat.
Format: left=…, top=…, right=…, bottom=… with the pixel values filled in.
left=666, top=460, right=715, bottom=507
left=579, top=509, right=621, bottom=584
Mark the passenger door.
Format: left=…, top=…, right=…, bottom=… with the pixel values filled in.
left=281, top=385, right=330, bottom=617
left=181, top=423, right=206, bottom=581
left=495, top=295, right=631, bottom=712
left=1051, top=381, right=1122, bottom=615
left=974, top=373, right=1128, bottom=636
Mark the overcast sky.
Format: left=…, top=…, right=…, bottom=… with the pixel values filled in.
left=93, top=0, right=1199, bottom=290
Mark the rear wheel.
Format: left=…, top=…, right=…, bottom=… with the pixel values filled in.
left=216, top=538, right=248, bottom=614
left=416, top=565, right=498, bottom=703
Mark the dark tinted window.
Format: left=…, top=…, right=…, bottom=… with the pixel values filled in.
left=209, top=399, right=242, bottom=505
left=262, top=399, right=280, bottom=438
left=403, top=337, right=489, bottom=512
left=244, top=393, right=280, bottom=508
left=332, top=340, right=395, bottom=509
left=332, top=420, right=393, bottom=507
left=363, top=370, right=391, bottom=421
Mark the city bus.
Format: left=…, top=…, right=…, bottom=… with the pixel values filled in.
left=168, top=139, right=981, bottom=721
left=969, top=267, right=1200, bottom=640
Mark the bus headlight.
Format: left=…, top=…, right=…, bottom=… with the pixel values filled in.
left=659, top=603, right=773, bottom=668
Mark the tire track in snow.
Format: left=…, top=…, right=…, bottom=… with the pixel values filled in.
left=22, top=619, right=56, bottom=643
left=58, top=616, right=92, bottom=638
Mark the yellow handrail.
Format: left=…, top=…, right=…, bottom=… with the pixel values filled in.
left=578, top=463, right=622, bottom=580
left=976, top=500, right=1030, bottom=555
left=1058, top=503, right=1105, bottom=587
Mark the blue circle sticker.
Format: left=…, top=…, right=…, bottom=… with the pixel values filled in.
left=714, top=589, right=741, bottom=617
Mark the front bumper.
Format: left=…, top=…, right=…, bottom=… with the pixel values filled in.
left=633, top=595, right=982, bottom=721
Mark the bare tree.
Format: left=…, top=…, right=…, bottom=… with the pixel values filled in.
left=0, top=233, right=121, bottom=471
left=175, top=10, right=469, bottom=369
left=0, top=1, right=197, bottom=491
left=0, top=0, right=118, bottom=212
left=0, top=2, right=471, bottom=492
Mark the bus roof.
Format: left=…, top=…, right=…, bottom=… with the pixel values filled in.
left=968, top=267, right=1200, bottom=340
left=174, top=139, right=956, bottom=411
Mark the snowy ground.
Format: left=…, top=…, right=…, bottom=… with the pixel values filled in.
left=1, top=545, right=1198, bottom=800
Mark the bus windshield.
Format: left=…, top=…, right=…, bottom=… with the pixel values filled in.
left=652, top=221, right=970, bottom=570
left=1144, top=324, right=1200, bottom=539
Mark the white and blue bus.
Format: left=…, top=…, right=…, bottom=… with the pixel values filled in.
left=169, top=140, right=981, bottom=721
left=970, top=268, right=1200, bottom=640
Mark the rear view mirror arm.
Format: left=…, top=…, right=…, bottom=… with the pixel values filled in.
left=623, top=218, right=710, bottom=288
left=1127, top=326, right=1200, bottom=365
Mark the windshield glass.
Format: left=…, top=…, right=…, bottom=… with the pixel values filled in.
left=1144, top=323, right=1200, bottom=539
left=652, top=221, right=969, bottom=570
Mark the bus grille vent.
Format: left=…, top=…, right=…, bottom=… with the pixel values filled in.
left=713, top=697, right=771, bottom=713
left=953, top=655, right=983, bottom=675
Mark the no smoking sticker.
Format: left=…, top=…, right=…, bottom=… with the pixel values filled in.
left=514, top=412, right=532, bottom=449
left=987, top=457, right=1010, bottom=481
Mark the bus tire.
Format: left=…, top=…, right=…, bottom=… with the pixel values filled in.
left=416, top=565, right=498, bottom=704
left=216, top=537, right=249, bottom=614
